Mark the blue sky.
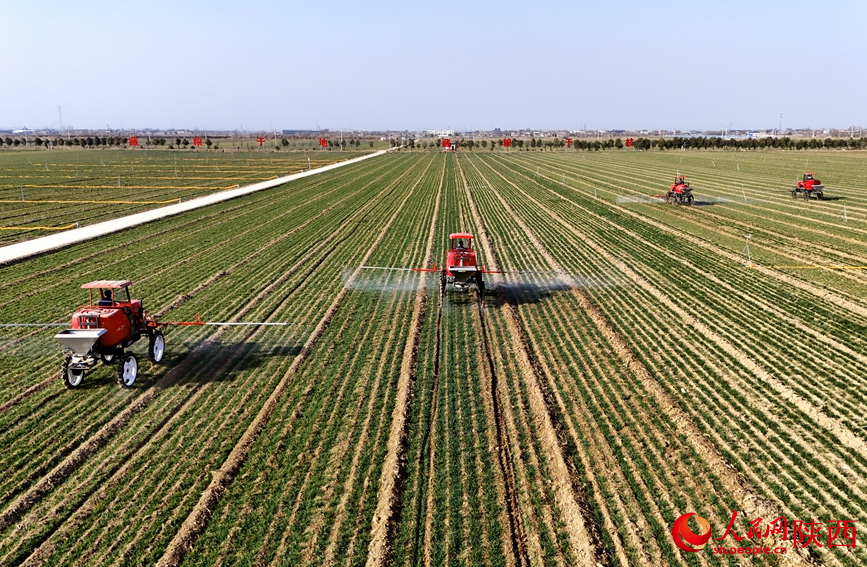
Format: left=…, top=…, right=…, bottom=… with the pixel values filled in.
left=1, top=1, right=864, bottom=132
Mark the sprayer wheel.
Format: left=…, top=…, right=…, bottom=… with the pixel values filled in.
left=62, top=355, right=85, bottom=389
left=117, top=353, right=138, bottom=388
left=148, top=331, right=165, bottom=363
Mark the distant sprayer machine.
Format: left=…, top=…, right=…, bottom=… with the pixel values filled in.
left=791, top=173, right=825, bottom=200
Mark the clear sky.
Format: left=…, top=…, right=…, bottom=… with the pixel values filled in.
left=1, top=1, right=864, bottom=132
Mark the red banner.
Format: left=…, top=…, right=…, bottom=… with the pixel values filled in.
left=565, top=138, right=572, bottom=147
left=193, top=137, right=202, bottom=147
left=257, top=137, right=265, bottom=147
left=626, top=137, right=635, bottom=147
left=503, top=138, right=512, bottom=147
left=319, top=138, right=328, bottom=148
left=442, top=138, right=451, bottom=148
left=128, top=136, right=138, bottom=147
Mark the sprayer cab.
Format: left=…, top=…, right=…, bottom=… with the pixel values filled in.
left=443, top=233, right=485, bottom=294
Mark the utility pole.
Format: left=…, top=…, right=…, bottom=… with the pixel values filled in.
left=743, top=235, right=752, bottom=267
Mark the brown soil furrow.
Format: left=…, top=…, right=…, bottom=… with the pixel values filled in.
left=269, top=284, right=399, bottom=566
left=421, top=287, right=444, bottom=567
left=475, top=275, right=531, bottom=567
left=469, top=156, right=822, bottom=563
left=517, top=308, right=650, bottom=566
left=155, top=155, right=424, bottom=567
left=479, top=314, right=553, bottom=566
left=309, top=279, right=408, bottom=566
left=457, top=156, right=600, bottom=566
left=365, top=157, right=444, bottom=567
left=103, top=377, right=267, bottom=567
left=0, top=157, right=414, bottom=546
left=14, top=325, right=299, bottom=566
left=484, top=156, right=867, bottom=446
left=516, top=157, right=867, bottom=321
left=0, top=376, right=56, bottom=414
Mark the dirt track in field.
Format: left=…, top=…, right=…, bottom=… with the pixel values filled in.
left=502, top=159, right=867, bottom=457
left=470, top=154, right=830, bottom=564
left=458, top=157, right=600, bottom=566
left=366, top=158, right=443, bottom=567
left=0, top=156, right=415, bottom=566
left=156, top=156, right=428, bottom=567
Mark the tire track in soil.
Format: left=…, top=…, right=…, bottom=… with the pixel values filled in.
left=471, top=155, right=819, bottom=564
left=366, top=158, right=443, bottom=567
left=419, top=285, right=443, bottom=567
left=458, top=157, right=604, bottom=567
left=302, top=184, right=435, bottom=565
left=474, top=293, right=531, bottom=567
left=156, top=155, right=430, bottom=567
left=0, top=159, right=419, bottom=542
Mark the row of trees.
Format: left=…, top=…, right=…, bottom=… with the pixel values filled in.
left=0, top=136, right=201, bottom=149
left=4, top=135, right=866, bottom=152
left=390, top=136, right=867, bottom=152
left=612, top=136, right=867, bottom=151
left=0, top=137, right=375, bottom=151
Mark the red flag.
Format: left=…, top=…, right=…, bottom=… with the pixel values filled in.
left=257, top=137, right=265, bottom=147
left=565, top=138, right=572, bottom=148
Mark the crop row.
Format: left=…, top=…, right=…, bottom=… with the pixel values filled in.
left=465, top=151, right=867, bottom=565
left=0, top=149, right=365, bottom=244
left=179, top=154, right=445, bottom=566
left=523, top=150, right=867, bottom=296
left=0, top=153, right=426, bottom=564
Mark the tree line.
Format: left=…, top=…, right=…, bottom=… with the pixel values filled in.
left=0, top=137, right=375, bottom=150
left=389, top=136, right=867, bottom=151
left=633, top=136, right=867, bottom=151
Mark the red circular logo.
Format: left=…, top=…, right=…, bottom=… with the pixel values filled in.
left=672, top=513, right=712, bottom=552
